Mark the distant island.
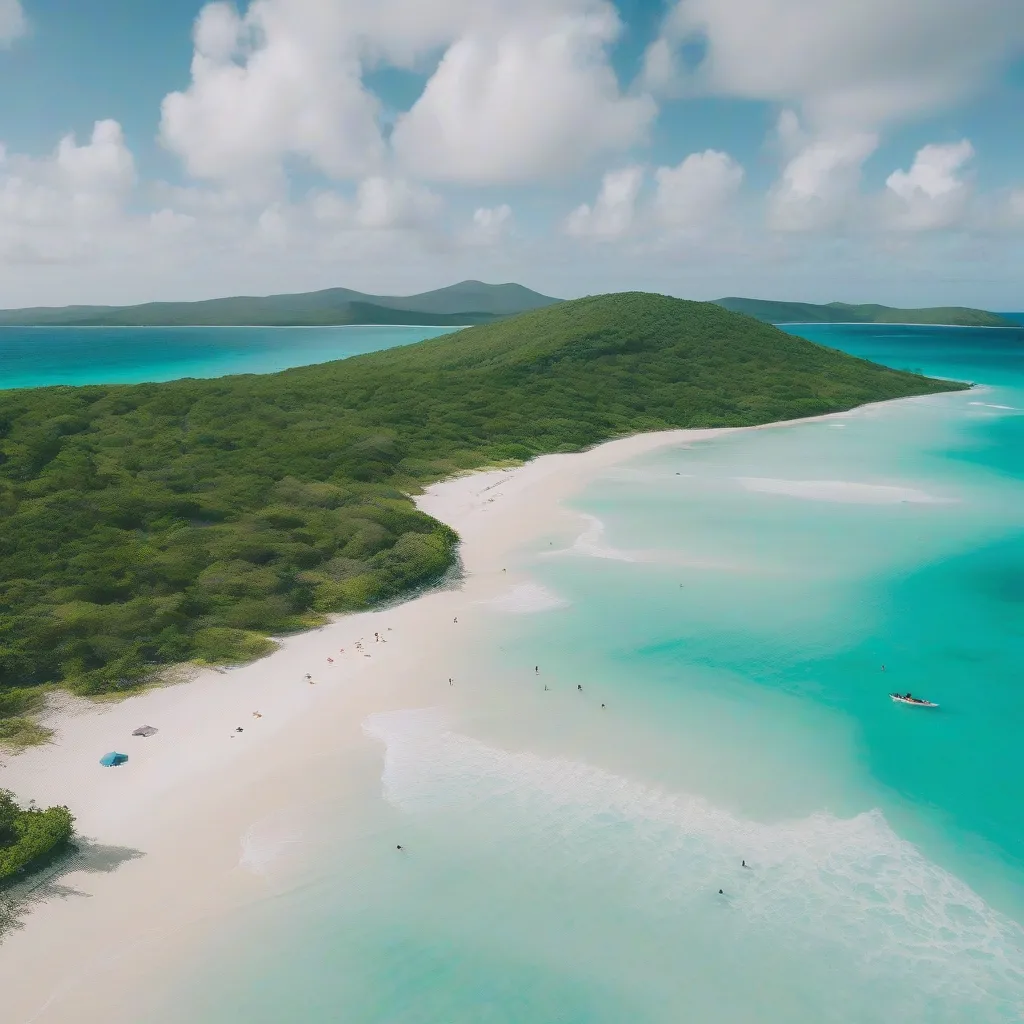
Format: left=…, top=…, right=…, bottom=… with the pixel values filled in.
left=714, top=297, right=1017, bottom=328
left=0, top=281, right=1013, bottom=329
left=0, top=292, right=966, bottom=749
left=0, top=280, right=560, bottom=328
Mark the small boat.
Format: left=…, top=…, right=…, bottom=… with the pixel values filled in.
left=890, top=693, right=939, bottom=708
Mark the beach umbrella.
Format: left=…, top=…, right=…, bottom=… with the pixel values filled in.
left=132, top=725, right=158, bottom=737
left=99, top=752, right=128, bottom=767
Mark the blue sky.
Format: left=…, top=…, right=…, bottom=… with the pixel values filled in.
left=0, top=0, right=1022, bottom=308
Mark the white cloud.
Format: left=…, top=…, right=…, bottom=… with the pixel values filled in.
left=884, top=140, right=974, bottom=230
left=462, top=204, right=513, bottom=245
left=0, top=121, right=137, bottom=263
left=150, top=208, right=197, bottom=236
left=644, top=0, right=1024, bottom=129
left=1010, top=190, right=1024, bottom=223
left=161, top=0, right=653, bottom=192
left=565, top=166, right=644, bottom=240
left=353, top=177, right=442, bottom=230
left=159, top=1, right=385, bottom=190
left=767, top=116, right=878, bottom=231
left=653, top=150, right=743, bottom=228
left=0, top=0, right=26, bottom=47
left=390, top=5, right=655, bottom=183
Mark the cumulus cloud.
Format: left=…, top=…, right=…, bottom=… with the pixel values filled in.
left=308, top=178, right=443, bottom=231
left=884, top=140, right=974, bottom=230
left=0, top=120, right=137, bottom=263
left=643, top=0, right=1024, bottom=129
left=161, top=0, right=652, bottom=192
left=1010, top=190, right=1024, bottom=223
left=0, top=0, right=26, bottom=47
left=565, top=166, right=644, bottom=240
left=352, top=177, right=442, bottom=229
left=653, top=150, right=743, bottom=229
left=160, top=1, right=385, bottom=190
left=390, top=5, right=655, bottom=183
left=767, top=112, right=878, bottom=231
left=462, top=204, right=513, bottom=245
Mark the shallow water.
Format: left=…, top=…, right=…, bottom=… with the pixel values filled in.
left=147, top=323, right=1024, bottom=1022
left=0, top=324, right=457, bottom=389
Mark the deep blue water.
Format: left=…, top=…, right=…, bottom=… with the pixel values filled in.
left=0, top=324, right=459, bottom=390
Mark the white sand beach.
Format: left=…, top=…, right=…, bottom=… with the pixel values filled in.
left=0, top=401, right=923, bottom=1023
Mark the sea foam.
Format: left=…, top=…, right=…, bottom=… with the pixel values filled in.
left=737, top=477, right=953, bottom=504
left=480, top=583, right=569, bottom=614
left=363, top=708, right=1024, bottom=1019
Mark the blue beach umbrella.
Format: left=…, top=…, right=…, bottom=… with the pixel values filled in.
left=99, top=752, right=128, bottom=767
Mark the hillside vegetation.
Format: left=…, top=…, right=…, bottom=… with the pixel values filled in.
left=715, top=296, right=1015, bottom=328
left=0, top=280, right=559, bottom=328
left=0, top=293, right=965, bottom=738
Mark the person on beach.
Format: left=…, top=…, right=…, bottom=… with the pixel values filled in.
left=454, top=617, right=458, bottom=624
left=578, top=684, right=583, bottom=692
left=544, top=685, right=549, bottom=691
left=742, top=860, right=749, bottom=869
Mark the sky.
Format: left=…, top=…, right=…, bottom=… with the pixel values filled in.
left=0, top=0, right=1023, bottom=309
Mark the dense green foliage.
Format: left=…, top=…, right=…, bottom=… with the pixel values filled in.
left=0, top=790, right=75, bottom=884
left=0, top=292, right=964, bottom=725
left=0, top=280, right=559, bottom=327
left=715, top=296, right=1015, bottom=328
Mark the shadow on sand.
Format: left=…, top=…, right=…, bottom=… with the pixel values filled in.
left=0, top=839, right=145, bottom=943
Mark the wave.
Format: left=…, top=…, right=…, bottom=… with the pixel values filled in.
left=547, top=513, right=753, bottom=571
left=480, top=583, right=570, bottom=614
left=363, top=708, right=1024, bottom=1017
left=566, top=513, right=638, bottom=562
left=737, top=477, right=954, bottom=505
left=239, top=810, right=308, bottom=877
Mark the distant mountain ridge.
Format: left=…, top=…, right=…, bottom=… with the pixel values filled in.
left=0, top=283, right=1013, bottom=329
left=0, top=280, right=561, bottom=328
left=714, top=296, right=1016, bottom=328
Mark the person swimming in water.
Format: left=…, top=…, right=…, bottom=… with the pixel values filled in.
left=577, top=684, right=583, bottom=691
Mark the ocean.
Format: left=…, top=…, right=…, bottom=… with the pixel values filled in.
left=24, top=321, right=1024, bottom=1021
left=0, top=324, right=458, bottom=390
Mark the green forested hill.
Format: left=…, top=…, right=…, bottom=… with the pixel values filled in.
left=0, top=292, right=965, bottom=742
left=715, top=296, right=1015, bottom=327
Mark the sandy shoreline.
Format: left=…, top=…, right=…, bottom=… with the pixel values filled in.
left=0, top=399, right=918, bottom=1023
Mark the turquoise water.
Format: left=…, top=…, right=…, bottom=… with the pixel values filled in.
left=142, top=323, right=1023, bottom=1021
left=0, top=325, right=458, bottom=389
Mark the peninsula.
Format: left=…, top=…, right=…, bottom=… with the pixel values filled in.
left=0, top=292, right=965, bottom=746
